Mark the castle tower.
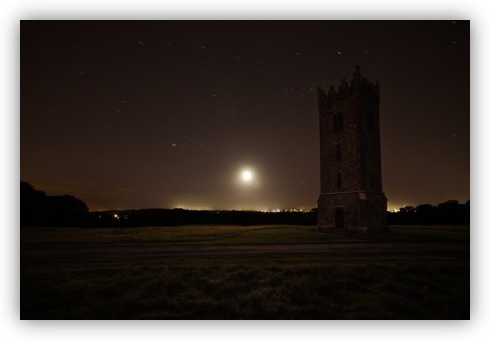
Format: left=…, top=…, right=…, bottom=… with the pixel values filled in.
left=317, top=66, right=388, bottom=233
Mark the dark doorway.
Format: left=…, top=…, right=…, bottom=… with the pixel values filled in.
left=335, top=207, right=345, bottom=228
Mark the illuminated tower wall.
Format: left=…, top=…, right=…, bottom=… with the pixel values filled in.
left=317, top=66, right=388, bottom=233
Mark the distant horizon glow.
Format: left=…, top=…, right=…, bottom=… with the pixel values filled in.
left=78, top=200, right=465, bottom=213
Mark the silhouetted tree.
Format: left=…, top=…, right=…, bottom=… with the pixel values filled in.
left=46, top=195, right=89, bottom=226
left=20, top=181, right=89, bottom=227
left=400, top=206, right=416, bottom=224
left=415, top=204, right=436, bottom=224
left=463, top=200, right=470, bottom=223
left=20, top=181, right=48, bottom=226
left=400, top=206, right=415, bottom=213
left=436, top=200, right=460, bottom=224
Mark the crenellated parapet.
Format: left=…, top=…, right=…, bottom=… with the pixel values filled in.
left=318, top=66, right=380, bottom=110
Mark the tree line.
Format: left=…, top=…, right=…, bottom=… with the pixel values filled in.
left=20, top=181, right=469, bottom=227
left=387, top=200, right=470, bottom=225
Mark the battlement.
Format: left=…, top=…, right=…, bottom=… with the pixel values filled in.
left=318, top=66, right=379, bottom=110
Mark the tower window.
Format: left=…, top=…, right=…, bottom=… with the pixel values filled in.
left=337, top=172, right=342, bottom=189
left=336, top=144, right=341, bottom=161
left=332, top=112, right=344, bottom=133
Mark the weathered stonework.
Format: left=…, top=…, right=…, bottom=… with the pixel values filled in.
left=317, top=66, right=388, bottom=233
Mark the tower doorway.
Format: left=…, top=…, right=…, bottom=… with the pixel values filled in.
left=335, top=207, right=345, bottom=228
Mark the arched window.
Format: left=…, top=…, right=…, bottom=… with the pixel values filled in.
left=336, top=144, right=341, bottom=161
left=332, top=112, right=344, bottom=133
left=337, top=172, right=342, bottom=189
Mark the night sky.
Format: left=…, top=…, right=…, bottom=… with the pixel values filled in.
left=21, top=20, right=469, bottom=211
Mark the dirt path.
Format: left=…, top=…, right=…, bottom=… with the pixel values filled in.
left=21, top=242, right=470, bottom=263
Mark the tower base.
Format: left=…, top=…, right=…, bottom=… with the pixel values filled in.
left=317, top=192, right=388, bottom=234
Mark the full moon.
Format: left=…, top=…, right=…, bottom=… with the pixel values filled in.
left=241, top=170, right=253, bottom=181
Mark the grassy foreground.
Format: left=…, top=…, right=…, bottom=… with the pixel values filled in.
left=20, top=225, right=470, bottom=319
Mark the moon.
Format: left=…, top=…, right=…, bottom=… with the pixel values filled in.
left=241, top=170, right=253, bottom=182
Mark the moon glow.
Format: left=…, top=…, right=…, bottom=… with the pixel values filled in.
left=241, top=170, right=253, bottom=182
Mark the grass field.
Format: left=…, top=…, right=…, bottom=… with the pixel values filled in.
left=20, top=224, right=470, bottom=320
left=20, top=224, right=470, bottom=246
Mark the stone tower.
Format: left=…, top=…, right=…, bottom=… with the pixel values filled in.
left=317, top=66, right=388, bottom=233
